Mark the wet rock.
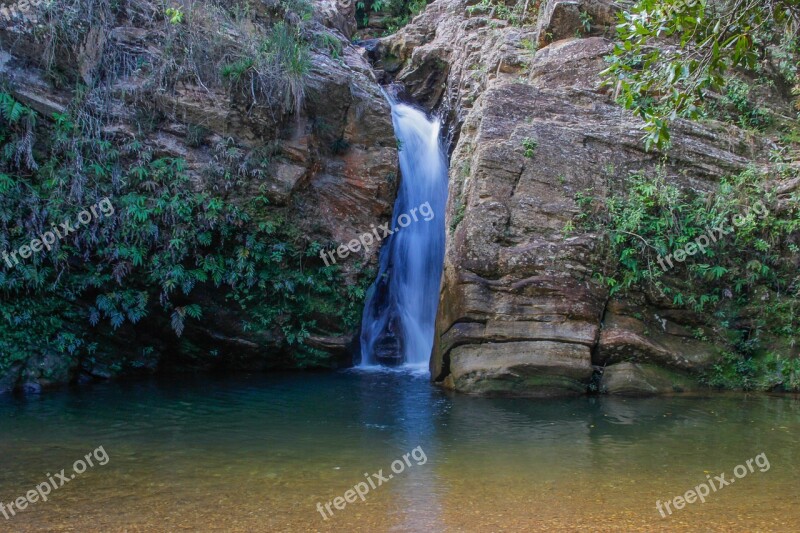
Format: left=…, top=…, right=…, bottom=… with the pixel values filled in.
left=600, top=362, right=701, bottom=396
left=447, top=341, right=594, bottom=396
left=596, top=311, right=720, bottom=372
left=21, top=382, right=42, bottom=395
left=0, top=364, right=20, bottom=395
left=20, top=351, right=76, bottom=391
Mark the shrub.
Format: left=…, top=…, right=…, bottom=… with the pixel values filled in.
left=0, top=93, right=365, bottom=372
left=521, top=137, right=538, bottom=158
left=574, top=164, right=800, bottom=388
left=602, top=0, right=800, bottom=150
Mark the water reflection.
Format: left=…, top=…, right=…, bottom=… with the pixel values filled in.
left=0, top=373, right=798, bottom=531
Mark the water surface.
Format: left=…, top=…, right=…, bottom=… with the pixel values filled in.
left=0, top=371, right=798, bottom=531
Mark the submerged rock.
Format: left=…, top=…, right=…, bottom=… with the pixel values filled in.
left=599, top=362, right=701, bottom=396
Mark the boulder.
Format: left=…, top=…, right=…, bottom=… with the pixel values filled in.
left=447, top=340, right=594, bottom=396
left=599, top=362, right=702, bottom=396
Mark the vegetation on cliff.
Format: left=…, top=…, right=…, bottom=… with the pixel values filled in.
left=0, top=89, right=364, bottom=375
left=584, top=0, right=800, bottom=390
left=576, top=164, right=800, bottom=391
left=0, top=0, right=372, bottom=384
left=603, top=0, right=800, bottom=150
left=355, top=0, right=429, bottom=35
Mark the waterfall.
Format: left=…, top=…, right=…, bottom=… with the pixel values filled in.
left=358, top=100, right=449, bottom=371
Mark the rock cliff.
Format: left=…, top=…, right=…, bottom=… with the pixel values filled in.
left=0, top=0, right=396, bottom=392
left=2, top=0, right=796, bottom=395
left=377, top=0, right=793, bottom=395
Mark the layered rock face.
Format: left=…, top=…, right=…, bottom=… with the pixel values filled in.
left=0, top=0, right=396, bottom=391
left=379, top=0, right=779, bottom=395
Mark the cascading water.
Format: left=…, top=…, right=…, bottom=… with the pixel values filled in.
left=358, top=98, right=449, bottom=371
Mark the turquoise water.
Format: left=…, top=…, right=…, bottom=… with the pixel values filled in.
left=0, top=371, right=798, bottom=531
